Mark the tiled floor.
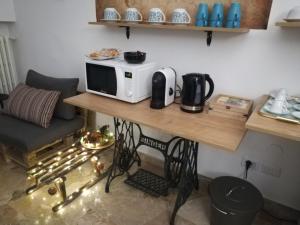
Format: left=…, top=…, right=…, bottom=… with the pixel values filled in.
left=0, top=151, right=298, bottom=225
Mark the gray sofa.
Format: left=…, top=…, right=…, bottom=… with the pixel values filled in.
left=0, top=70, right=85, bottom=168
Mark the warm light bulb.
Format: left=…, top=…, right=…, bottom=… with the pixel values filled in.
left=54, top=178, right=63, bottom=184
left=91, top=156, right=98, bottom=162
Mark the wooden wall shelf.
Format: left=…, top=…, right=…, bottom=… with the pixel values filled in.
left=95, top=0, right=272, bottom=29
left=276, top=21, right=300, bottom=28
left=89, top=21, right=249, bottom=46
left=89, top=21, right=249, bottom=33
left=92, top=0, right=272, bottom=45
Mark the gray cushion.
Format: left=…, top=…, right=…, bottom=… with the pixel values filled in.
left=26, top=70, right=79, bottom=120
left=0, top=114, right=84, bottom=152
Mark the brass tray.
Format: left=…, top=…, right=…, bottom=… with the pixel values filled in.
left=80, top=131, right=115, bottom=150
left=259, top=96, right=300, bottom=124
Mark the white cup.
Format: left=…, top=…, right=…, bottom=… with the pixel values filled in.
left=287, top=6, right=300, bottom=20
left=125, top=8, right=143, bottom=22
left=148, top=8, right=166, bottom=23
left=270, top=100, right=288, bottom=115
left=172, top=8, right=191, bottom=24
left=276, top=88, right=288, bottom=100
left=104, top=8, right=121, bottom=21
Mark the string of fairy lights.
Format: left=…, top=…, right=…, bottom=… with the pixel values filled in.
left=26, top=129, right=115, bottom=216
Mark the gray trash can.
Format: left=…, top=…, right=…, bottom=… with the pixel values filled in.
left=209, top=176, right=263, bottom=225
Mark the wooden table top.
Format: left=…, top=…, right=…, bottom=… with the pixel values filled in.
left=65, top=93, right=247, bottom=151
left=246, top=95, right=300, bottom=141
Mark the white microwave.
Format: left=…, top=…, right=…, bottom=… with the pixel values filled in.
left=85, top=59, right=159, bottom=103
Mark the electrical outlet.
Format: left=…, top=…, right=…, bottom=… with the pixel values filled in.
left=241, top=157, right=260, bottom=172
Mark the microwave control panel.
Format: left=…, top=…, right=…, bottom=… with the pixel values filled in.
left=124, top=71, right=133, bottom=97
left=125, top=72, right=132, bottom=79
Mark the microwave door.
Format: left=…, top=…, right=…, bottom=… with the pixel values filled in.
left=86, top=63, right=117, bottom=96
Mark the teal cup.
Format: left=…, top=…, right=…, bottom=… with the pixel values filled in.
left=195, top=3, right=209, bottom=27
left=209, top=3, right=224, bottom=27
left=226, top=2, right=241, bottom=28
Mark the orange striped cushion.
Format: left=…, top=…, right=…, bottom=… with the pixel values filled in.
left=5, top=84, right=60, bottom=128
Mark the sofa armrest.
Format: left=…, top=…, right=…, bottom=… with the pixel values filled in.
left=0, top=94, right=9, bottom=109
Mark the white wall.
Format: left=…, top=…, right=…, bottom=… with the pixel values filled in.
left=0, top=0, right=16, bottom=22
left=0, top=0, right=16, bottom=36
left=11, top=0, right=300, bottom=210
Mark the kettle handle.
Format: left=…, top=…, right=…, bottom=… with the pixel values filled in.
left=205, top=74, right=214, bottom=101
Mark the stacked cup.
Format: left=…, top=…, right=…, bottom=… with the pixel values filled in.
left=226, top=3, right=241, bottom=28
left=195, top=2, right=241, bottom=28
left=209, top=3, right=224, bottom=27
left=195, top=3, right=209, bottom=27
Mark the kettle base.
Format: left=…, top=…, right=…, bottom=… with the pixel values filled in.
left=180, top=105, right=204, bottom=113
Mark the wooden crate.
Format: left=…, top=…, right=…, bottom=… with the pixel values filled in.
left=209, top=94, right=253, bottom=121
left=0, top=107, right=88, bottom=168
left=95, top=0, right=273, bottom=29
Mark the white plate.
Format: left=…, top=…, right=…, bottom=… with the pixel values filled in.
left=85, top=55, right=119, bottom=61
left=291, top=96, right=300, bottom=103
left=263, top=105, right=290, bottom=116
left=284, top=18, right=300, bottom=22
left=165, top=21, right=191, bottom=25
left=293, top=104, right=300, bottom=111
left=292, top=111, right=300, bottom=119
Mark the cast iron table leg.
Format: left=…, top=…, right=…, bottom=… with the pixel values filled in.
left=105, top=118, right=141, bottom=192
left=170, top=140, right=199, bottom=225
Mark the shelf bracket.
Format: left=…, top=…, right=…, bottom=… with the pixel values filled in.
left=126, top=26, right=130, bottom=39
left=206, top=31, right=213, bottom=46
left=119, top=26, right=131, bottom=39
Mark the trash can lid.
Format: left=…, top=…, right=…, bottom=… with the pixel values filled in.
left=209, top=176, right=263, bottom=214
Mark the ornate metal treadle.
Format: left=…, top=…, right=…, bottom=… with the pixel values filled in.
left=106, top=117, right=199, bottom=225
left=125, top=168, right=169, bottom=197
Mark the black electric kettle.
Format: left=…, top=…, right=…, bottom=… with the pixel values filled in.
left=181, top=73, right=214, bottom=113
